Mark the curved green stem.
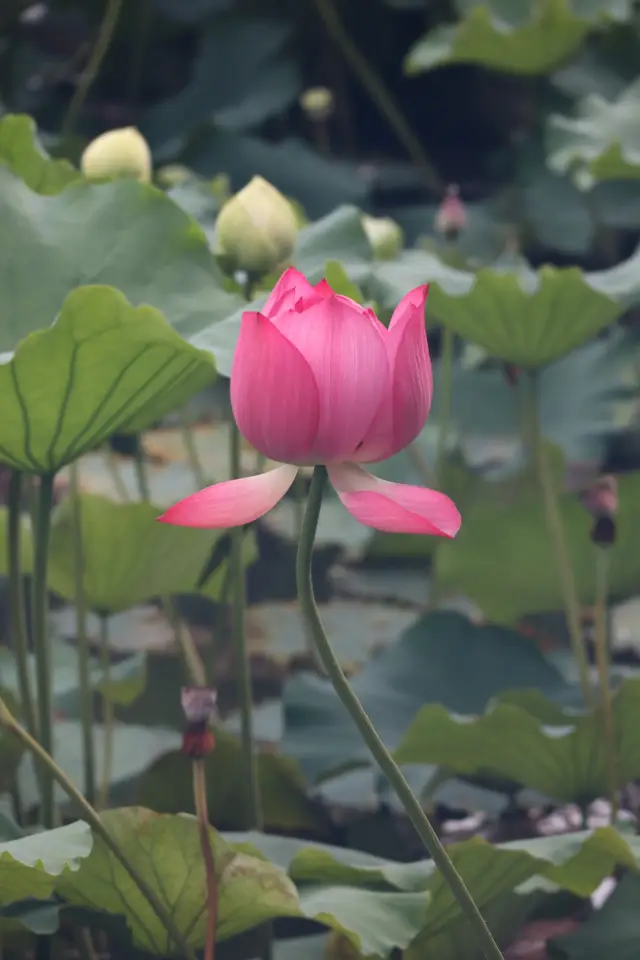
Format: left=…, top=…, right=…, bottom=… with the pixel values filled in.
left=180, top=412, right=206, bottom=490
left=594, top=548, right=618, bottom=820
left=70, top=464, right=96, bottom=805
left=32, top=472, right=56, bottom=828
left=524, top=372, right=594, bottom=708
left=312, top=0, right=442, bottom=194
left=436, top=326, right=454, bottom=485
left=98, top=614, right=114, bottom=810
left=296, top=466, right=505, bottom=960
left=0, top=697, right=197, bottom=960
left=133, top=439, right=151, bottom=502
left=229, top=422, right=262, bottom=830
left=61, top=0, right=124, bottom=140
left=7, top=471, right=36, bottom=738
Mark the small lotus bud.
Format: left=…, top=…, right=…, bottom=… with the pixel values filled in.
left=180, top=686, right=217, bottom=758
left=581, top=475, right=618, bottom=547
left=156, top=164, right=191, bottom=188
left=362, top=215, right=404, bottom=260
left=81, top=126, right=152, bottom=183
left=435, top=184, right=466, bottom=241
left=214, top=176, right=299, bottom=276
left=300, top=86, right=334, bottom=122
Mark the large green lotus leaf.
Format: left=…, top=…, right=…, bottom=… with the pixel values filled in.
left=137, top=731, right=324, bottom=834
left=548, top=78, right=640, bottom=187
left=48, top=494, right=249, bottom=612
left=404, top=0, right=631, bottom=76
left=395, top=677, right=640, bottom=805
left=0, top=166, right=242, bottom=353
left=425, top=265, right=621, bottom=366
left=549, top=871, right=640, bottom=958
left=281, top=611, right=571, bottom=783
left=0, top=286, right=215, bottom=471
left=435, top=466, right=640, bottom=623
left=0, top=115, right=78, bottom=194
left=0, top=822, right=92, bottom=905
left=56, top=807, right=301, bottom=953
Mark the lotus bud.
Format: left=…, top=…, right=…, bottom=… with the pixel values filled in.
left=362, top=214, right=404, bottom=260
left=81, top=126, right=152, bottom=183
left=180, top=686, right=217, bottom=758
left=435, top=184, right=466, bottom=241
left=156, top=164, right=191, bottom=188
left=300, top=86, right=334, bottom=122
left=214, top=176, right=299, bottom=276
left=581, top=475, right=618, bottom=547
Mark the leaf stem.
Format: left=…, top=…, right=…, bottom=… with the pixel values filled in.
left=594, top=547, right=618, bottom=820
left=133, top=438, right=151, bottom=502
left=32, top=472, right=56, bottom=828
left=69, top=464, right=96, bottom=805
left=312, top=0, right=442, bottom=194
left=193, top=760, right=217, bottom=960
left=524, top=371, right=594, bottom=708
left=7, top=471, right=36, bottom=738
left=98, top=614, right=114, bottom=810
left=180, top=411, right=206, bottom=491
left=435, top=326, right=454, bottom=485
left=296, top=466, right=505, bottom=960
left=229, top=421, right=262, bottom=830
left=61, top=0, right=124, bottom=140
left=0, top=698, right=198, bottom=960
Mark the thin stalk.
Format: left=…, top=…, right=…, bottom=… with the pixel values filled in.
left=180, top=412, right=206, bottom=490
left=0, top=697, right=198, bottom=960
left=7, top=471, right=36, bottom=738
left=61, top=0, right=124, bottom=140
left=103, top=448, right=131, bottom=502
left=255, top=451, right=267, bottom=474
left=193, top=760, right=217, bottom=960
left=229, top=421, right=262, bottom=830
left=98, top=614, right=114, bottom=810
left=524, top=372, right=594, bottom=708
left=133, top=439, right=151, bottom=502
left=594, top=548, right=618, bottom=820
left=69, top=463, right=96, bottom=805
left=297, top=466, right=505, bottom=960
left=435, top=326, right=454, bottom=485
left=312, top=0, right=442, bottom=194
left=32, top=472, right=56, bottom=828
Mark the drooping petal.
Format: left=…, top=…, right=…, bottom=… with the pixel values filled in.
left=382, top=285, right=432, bottom=458
left=328, top=462, right=461, bottom=537
left=231, top=311, right=320, bottom=463
left=274, top=295, right=390, bottom=462
left=158, top=465, right=299, bottom=528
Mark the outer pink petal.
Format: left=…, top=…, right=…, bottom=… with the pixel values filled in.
left=157, top=465, right=299, bottom=528
left=314, top=279, right=333, bottom=297
left=263, top=267, right=315, bottom=316
left=381, top=284, right=432, bottom=459
left=274, top=295, right=390, bottom=463
left=231, top=311, right=320, bottom=463
left=328, top=462, right=461, bottom=537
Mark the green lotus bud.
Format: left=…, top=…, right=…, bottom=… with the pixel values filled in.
left=215, top=176, right=299, bottom=276
left=362, top=214, right=404, bottom=260
left=81, top=127, right=152, bottom=183
left=300, top=86, right=334, bottom=121
left=156, top=164, right=192, bottom=188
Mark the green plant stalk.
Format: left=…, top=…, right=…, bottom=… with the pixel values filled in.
left=7, top=471, right=36, bottom=739
left=229, top=421, right=262, bottom=830
left=0, top=697, right=197, bottom=960
left=524, top=372, right=594, bottom=708
left=103, top=448, right=130, bottom=502
left=180, top=411, right=206, bottom=490
left=435, top=326, right=454, bottom=485
left=312, top=0, right=442, bottom=194
left=296, top=466, right=505, bottom=960
left=193, top=760, right=217, bottom=960
left=32, top=472, right=56, bottom=828
left=133, top=439, right=151, bottom=502
left=98, top=614, right=114, bottom=810
left=69, top=463, right=96, bottom=805
left=61, top=0, right=124, bottom=140
left=594, top=548, right=618, bottom=820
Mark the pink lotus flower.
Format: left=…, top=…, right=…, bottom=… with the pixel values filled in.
left=158, top=268, right=461, bottom=537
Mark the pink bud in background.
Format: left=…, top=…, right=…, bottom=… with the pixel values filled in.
left=581, top=475, right=618, bottom=547
left=159, top=268, right=461, bottom=538
left=435, top=185, right=467, bottom=240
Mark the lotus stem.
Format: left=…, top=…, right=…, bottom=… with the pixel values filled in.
left=32, top=471, right=56, bottom=828
left=594, top=548, right=618, bottom=820
left=98, top=614, right=114, bottom=810
left=296, top=466, right=505, bottom=960
left=0, top=697, right=197, bottom=960
left=436, top=325, right=454, bottom=485
left=7, top=471, right=36, bottom=738
left=193, top=760, right=217, bottom=960
left=179, top=411, right=206, bottom=490
left=69, top=463, right=96, bottom=805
